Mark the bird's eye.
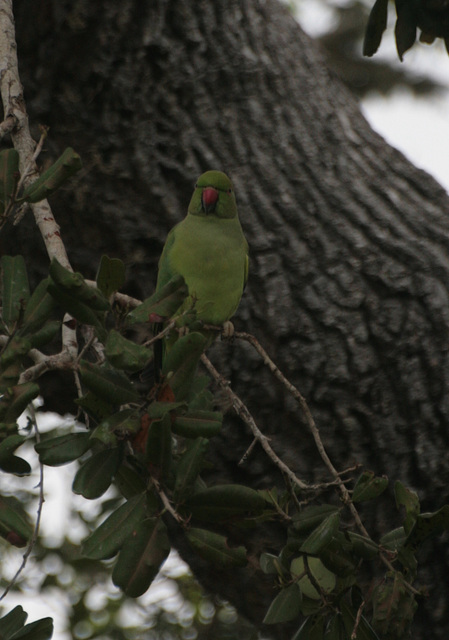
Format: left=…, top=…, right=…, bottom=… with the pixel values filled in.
left=195, top=183, right=198, bottom=188
left=227, top=188, right=232, bottom=194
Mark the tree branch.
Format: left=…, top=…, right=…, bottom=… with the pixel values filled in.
left=0, top=0, right=71, bottom=269
left=201, top=353, right=311, bottom=491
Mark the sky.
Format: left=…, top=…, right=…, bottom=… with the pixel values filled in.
left=2, top=2, right=449, bottom=637
left=295, top=0, right=449, bottom=193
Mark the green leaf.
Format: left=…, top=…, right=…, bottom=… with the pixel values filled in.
left=324, top=613, right=348, bottom=640
left=319, top=540, right=357, bottom=578
left=47, top=283, right=105, bottom=332
left=0, top=148, right=20, bottom=214
left=363, top=0, right=389, bottom=57
left=20, top=278, right=56, bottom=334
left=35, top=432, right=91, bottom=466
left=300, top=511, right=340, bottom=554
left=126, top=275, right=188, bottom=325
left=1, top=255, right=30, bottom=328
left=372, top=572, right=417, bottom=638
left=0, top=336, right=32, bottom=369
left=75, top=392, right=115, bottom=422
left=105, top=330, right=152, bottom=372
left=183, top=483, right=267, bottom=521
left=82, top=491, right=149, bottom=559
left=292, top=505, right=340, bottom=534
left=25, top=320, right=60, bottom=350
left=8, top=617, right=53, bottom=640
left=186, top=528, right=247, bottom=567
left=0, top=605, right=28, bottom=638
left=405, top=505, right=449, bottom=549
left=0, top=434, right=26, bottom=459
left=112, top=518, right=170, bottom=598
left=96, top=255, right=126, bottom=297
left=0, top=454, right=31, bottom=476
left=352, top=471, right=388, bottom=503
left=397, top=545, right=417, bottom=575
left=0, top=496, right=32, bottom=544
left=394, top=481, right=420, bottom=535
left=172, top=438, right=209, bottom=502
left=91, top=409, right=141, bottom=445
left=292, top=614, right=325, bottom=640
left=380, top=527, right=406, bottom=552
left=263, top=583, right=301, bottom=624
left=186, top=374, right=214, bottom=410
left=115, top=464, right=148, bottom=499
left=21, top=147, right=82, bottom=203
left=144, top=413, right=172, bottom=480
left=395, top=4, right=416, bottom=61
left=260, top=552, right=284, bottom=575
left=172, top=410, right=222, bottom=438
left=146, top=401, right=186, bottom=419
left=300, top=597, right=323, bottom=618
left=162, top=332, right=207, bottom=400
left=291, top=556, right=336, bottom=600
left=49, top=259, right=110, bottom=311
left=1, top=382, right=40, bottom=424
left=72, top=447, right=121, bottom=499
left=347, top=532, right=379, bottom=560
left=79, top=361, right=140, bottom=405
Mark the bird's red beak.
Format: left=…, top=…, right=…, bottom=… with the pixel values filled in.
left=201, top=187, right=219, bottom=213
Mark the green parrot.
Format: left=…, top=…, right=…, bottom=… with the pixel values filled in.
left=155, top=170, right=249, bottom=371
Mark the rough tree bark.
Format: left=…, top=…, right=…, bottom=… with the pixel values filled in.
left=4, top=0, right=449, bottom=637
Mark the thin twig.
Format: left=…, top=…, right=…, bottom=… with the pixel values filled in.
left=265, top=489, right=291, bottom=523
left=152, top=477, right=185, bottom=525
left=239, top=437, right=258, bottom=465
left=84, top=280, right=141, bottom=309
left=351, top=599, right=366, bottom=639
left=143, top=320, right=177, bottom=347
left=235, top=331, right=421, bottom=596
left=10, top=127, right=49, bottom=225
left=235, top=332, right=367, bottom=523
left=0, top=408, right=45, bottom=601
left=14, top=125, right=49, bottom=198
left=200, top=353, right=310, bottom=491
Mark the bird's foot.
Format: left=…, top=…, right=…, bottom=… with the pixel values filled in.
left=221, top=321, right=235, bottom=340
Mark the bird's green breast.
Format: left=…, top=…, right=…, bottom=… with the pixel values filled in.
left=166, top=213, right=248, bottom=326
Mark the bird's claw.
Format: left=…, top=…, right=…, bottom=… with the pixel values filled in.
left=221, top=321, right=235, bottom=340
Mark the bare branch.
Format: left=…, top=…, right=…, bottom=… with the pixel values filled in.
left=234, top=331, right=422, bottom=595
left=152, top=477, right=186, bottom=525
left=18, top=318, right=79, bottom=384
left=234, top=333, right=368, bottom=523
left=200, top=353, right=310, bottom=491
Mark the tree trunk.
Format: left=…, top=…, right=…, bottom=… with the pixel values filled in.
left=6, top=0, right=449, bottom=637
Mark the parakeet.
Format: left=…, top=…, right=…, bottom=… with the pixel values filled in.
left=156, top=170, right=248, bottom=365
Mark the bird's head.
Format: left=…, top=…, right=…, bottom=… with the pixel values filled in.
left=188, top=170, right=238, bottom=219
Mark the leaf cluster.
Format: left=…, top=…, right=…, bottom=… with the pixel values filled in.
left=0, top=257, right=270, bottom=611
left=1, top=251, right=449, bottom=639
left=259, top=474, right=449, bottom=639
left=0, top=147, right=82, bottom=227
left=364, top=0, right=449, bottom=60
left=0, top=605, right=52, bottom=640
